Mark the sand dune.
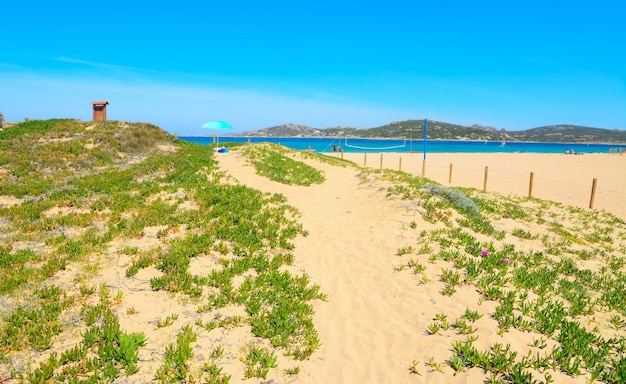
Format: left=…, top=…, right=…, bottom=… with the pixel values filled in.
left=216, top=150, right=625, bottom=383
left=2, top=147, right=624, bottom=383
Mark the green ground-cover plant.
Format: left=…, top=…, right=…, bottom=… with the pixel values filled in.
left=156, top=313, right=179, bottom=328
left=12, top=284, right=147, bottom=382
left=238, top=269, right=325, bottom=359
left=1, top=120, right=327, bottom=380
left=0, top=286, right=74, bottom=354
left=512, top=227, right=536, bottom=240
left=379, top=171, right=506, bottom=238
left=412, top=220, right=626, bottom=381
left=240, top=143, right=326, bottom=185
left=202, top=361, right=232, bottom=384
left=0, top=118, right=72, bottom=140
left=369, top=161, right=626, bottom=382
left=0, top=246, right=42, bottom=294
left=155, top=324, right=197, bottom=383
left=243, top=344, right=278, bottom=379
left=0, top=240, right=89, bottom=295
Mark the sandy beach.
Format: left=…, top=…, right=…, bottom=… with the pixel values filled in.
left=337, top=152, right=626, bottom=221
left=2, top=135, right=626, bottom=383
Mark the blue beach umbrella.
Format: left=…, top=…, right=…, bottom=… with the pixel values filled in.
left=201, top=120, right=233, bottom=129
left=201, top=120, right=232, bottom=145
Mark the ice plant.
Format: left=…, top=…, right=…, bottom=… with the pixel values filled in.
left=481, top=250, right=489, bottom=256
left=503, top=258, right=510, bottom=264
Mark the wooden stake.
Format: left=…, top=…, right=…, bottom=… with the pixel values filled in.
left=528, top=172, right=534, bottom=197
left=421, top=159, right=426, bottom=177
left=483, top=166, right=489, bottom=192
left=380, top=153, right=383, bottom=170
left=399, top=157, right=402, bottom=172
left=449, top=163, right=453, bottom=184
left=364, top=153, right=367, bottom=166
left=589, top=178, right=598, bottom=209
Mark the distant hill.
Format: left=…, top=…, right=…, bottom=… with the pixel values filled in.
left=507, top=124, right=626, bottom=143
left=235, top=123, right=366, bottom=138
left=235, top=120, right=626, bottom=143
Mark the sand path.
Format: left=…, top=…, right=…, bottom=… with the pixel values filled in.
left=216, top=152, right=441, bottom=382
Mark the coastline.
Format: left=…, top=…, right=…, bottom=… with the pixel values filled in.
left=183, top=136, right=626, bottom=155
left=193, top=135, right=626, bottom=146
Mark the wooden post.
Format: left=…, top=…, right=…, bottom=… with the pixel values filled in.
left=308, top=145, right=311, bottom=152
left=421, top=159, right=426, bottom=177
left=248, top=137, right=251, bottom=144
left=589, top=178, right=598, bottom=209
left=341, top=151, right=344, bottom=159
left=483, top=166, right=489, bottom=192
left=364, top=153, right=367, bottom=166
left=399, top=157, right=402, bottom=172
left=212, top=134, right=216, bottom=144
left=528, top=172, right=534, bottom=197
left=379, top=153, right=383, bottom=170
left=449, top=163, right=453, bottom=184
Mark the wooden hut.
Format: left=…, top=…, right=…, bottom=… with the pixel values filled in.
left=91, top=101, right=109, bottom=121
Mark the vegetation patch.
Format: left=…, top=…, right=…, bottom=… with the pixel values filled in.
left=240, top=143, right=326, bottom=185
left=381, top=163, right=626, bottom=383
left=0, top=120, right=325, bottom=381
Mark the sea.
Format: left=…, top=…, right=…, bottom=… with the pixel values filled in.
left=180, top=136, right=624, bottom=154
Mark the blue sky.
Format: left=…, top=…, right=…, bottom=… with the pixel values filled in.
left=1, top=0, right=624, bottom=135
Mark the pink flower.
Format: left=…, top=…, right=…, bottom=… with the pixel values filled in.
left=503, top=258, right=510, bottom=263
left=468, top=245, right=475, bottom=249
left=481, top=250, right=489, bottom=256
left=503, top=213, right=510, bottom=218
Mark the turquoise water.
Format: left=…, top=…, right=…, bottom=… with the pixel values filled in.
left=181, top=136, right=624, bottom=154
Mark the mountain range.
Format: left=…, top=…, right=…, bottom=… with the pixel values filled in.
left=235, top=120, right=626, bottom=143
